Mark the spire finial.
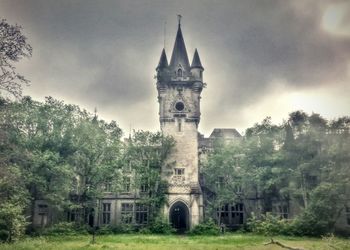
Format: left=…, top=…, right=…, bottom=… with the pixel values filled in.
left=177, top=14, right=182, bottom=27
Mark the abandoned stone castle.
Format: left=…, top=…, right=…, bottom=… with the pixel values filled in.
left=33, top=19, right=350, bottom=233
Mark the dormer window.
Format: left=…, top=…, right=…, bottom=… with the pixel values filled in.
left=177, top=69, right=183, bottom=77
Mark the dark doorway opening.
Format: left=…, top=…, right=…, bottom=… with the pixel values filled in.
left=169, top=201, right=189, bottom=233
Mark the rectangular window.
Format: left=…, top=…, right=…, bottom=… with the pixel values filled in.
left=346, top=205, right=350, bottom=225
left=140, top=184, right=148, bottom=193
left=174, top=168, right=185, bottom=176
left=103, top=182, right=112, bottom=192
left=217, top=204, right=229, bottom=225
left=306, top=175, right=318, bottom=189
left=231, top=203, right=244, bottom=225
left=121, top=203, right=133, bottom=224
left=216, top=176, right=225, bottom=189
left=102, top=203, right=111, bottom=224
left=235, top=185, right=243, bottom=194
left=140, top=178, right=148, bottom=193
left=135, top=204, right=148, bottom=224
left=274, top=203, right=289, bottom=219
left=38, top=204, right=48, bottom=216
left=123, top=177, right=131, bottom=193
left=67, top=208, right=82, bottom=222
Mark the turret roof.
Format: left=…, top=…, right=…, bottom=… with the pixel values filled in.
left=191, top=49, right=204, bottom=70
left=169, top=23, right=190, bottom=71
left=157, top=48, right=168, bottom=70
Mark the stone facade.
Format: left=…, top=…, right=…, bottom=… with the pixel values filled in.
left=156, top=19, right=204, bottom=230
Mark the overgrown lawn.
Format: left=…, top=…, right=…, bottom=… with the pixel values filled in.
left=1, top=234, right=349, bottom=250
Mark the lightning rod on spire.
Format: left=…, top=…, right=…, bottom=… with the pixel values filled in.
left=164, top=21, right=166, bottom=49
left=177, top=14, right=182, bottom=27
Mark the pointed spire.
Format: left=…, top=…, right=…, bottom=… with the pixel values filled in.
left=157, top=48, right=168, bottom=70
left=191, top=49, right=204, bottom=70
left=169, top=17, right=190, bottom=71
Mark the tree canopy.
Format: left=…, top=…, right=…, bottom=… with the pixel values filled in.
left=0, top=19, right=32, bottom=98
left=202, top=111, right=350, bottom=235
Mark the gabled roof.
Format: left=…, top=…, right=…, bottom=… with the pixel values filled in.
left=209, top=128, right=242, bottom=139
left=169, top=24, right=190, bottom=71
left=156, top=48, right=168, bottom=70
left=191, top=49, right=204, bottom=70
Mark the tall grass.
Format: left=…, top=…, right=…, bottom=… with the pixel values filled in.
left=0, top=234, right=349, bottom=250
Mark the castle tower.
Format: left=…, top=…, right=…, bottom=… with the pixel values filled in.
left=156, top=17, right=204, bottom=231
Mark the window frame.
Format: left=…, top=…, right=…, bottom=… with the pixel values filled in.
left=174, top=168, right=185, bottom=176
left=102, top=203, right=111, bottom=224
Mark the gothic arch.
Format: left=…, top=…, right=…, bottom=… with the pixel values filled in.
left=169, top=200, right=189, bottom=232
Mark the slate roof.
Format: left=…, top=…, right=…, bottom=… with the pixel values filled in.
left=191, top=49, right=204, bottom=69
left=169, top=24, right=190, bottom=72
left=209, top=128, right=242, bottom=139
left=157, top=48, right=168, bottom=70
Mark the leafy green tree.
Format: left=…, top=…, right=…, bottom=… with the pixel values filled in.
left=202, top=139, right=245, bottom=224
left=0, top=96, right=124, bottom=232
left=0, top=19, right=32, bottom=98
left=244, top=117, right=286, bottom=213
left=122, top=130, right=175, bottom=222
left=68, top=115, right=123, bottom=226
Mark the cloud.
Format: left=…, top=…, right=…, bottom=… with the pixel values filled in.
left=0, top=0, right=349, bottom=135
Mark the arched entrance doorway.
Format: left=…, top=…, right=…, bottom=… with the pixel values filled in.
left=169, top=201, right=189, bottom=232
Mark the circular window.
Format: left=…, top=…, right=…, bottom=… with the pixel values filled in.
left=175, top=102, right=185, bottom=111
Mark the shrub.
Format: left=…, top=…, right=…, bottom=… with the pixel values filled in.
left=110, top=224, right=135, bottom=234
left=290, top=210, right=330, bottom=237
left=42, top=222, right=89, bottom=236
left=189, top=219, right=220, bottom=235
left=289, top=184, right=344, bottom=237
left=0, top=202, right=28, bottom=242
left=148, top=216, right=175, bottom=234
left=139, top=227, right=151, bottom=234
left=246, top=212, right=292, bottom=236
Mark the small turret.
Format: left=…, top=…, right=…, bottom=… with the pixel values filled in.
left=156, top=48, right=168, bottom=71
left=190, top=49, right=204, bottom=81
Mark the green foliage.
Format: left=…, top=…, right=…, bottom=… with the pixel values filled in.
left=246, top=213, right=292, bottom=236
left=189, top=219, right=220, bottom=235
left=0, top=19, right=32, bottom=99
left=291, top=183, right=347, bottom=237
left=96, top=224, right=135, bottom=234
left=0, top=202, right=28, bottom=242
left=123, top=131, right=174, bottom=221
left=203, top=111, right=350, bottom=236
left=147, top=216, right=175, bottom=234
left=0, top=96, right=124, bottom=232
left=0, top=234, right=348, bottom=250
left=41, top=222, right=89, bottom=236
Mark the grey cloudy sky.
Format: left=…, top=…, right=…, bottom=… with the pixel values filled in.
left=1, top=0, right=350, bottom=136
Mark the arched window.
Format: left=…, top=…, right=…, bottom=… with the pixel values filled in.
left=177, top=68, right=183, bottom=77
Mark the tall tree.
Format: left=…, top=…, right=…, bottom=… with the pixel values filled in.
left=122, top=130, right=175, bottom=222
left=0, top=19, right=32, bottom=98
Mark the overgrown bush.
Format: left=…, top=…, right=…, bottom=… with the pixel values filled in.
left=97, top=224, right=136, bottom=234
left=289, top=184, right=345, bottom=237
left=0, top=202, right=28, bottom=242
left=41, top=222, right=89, bottom=236
left=139, top=227, right=152, bottom=234
left=291, top=210, right=330, bottom=237
left=189, top=219, right=220, bottom=235
left=148, top=216, right=175, bottom=234
left=246, top=209, right=338, bottom=237
left=246, top=213, right=293, bottom=236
